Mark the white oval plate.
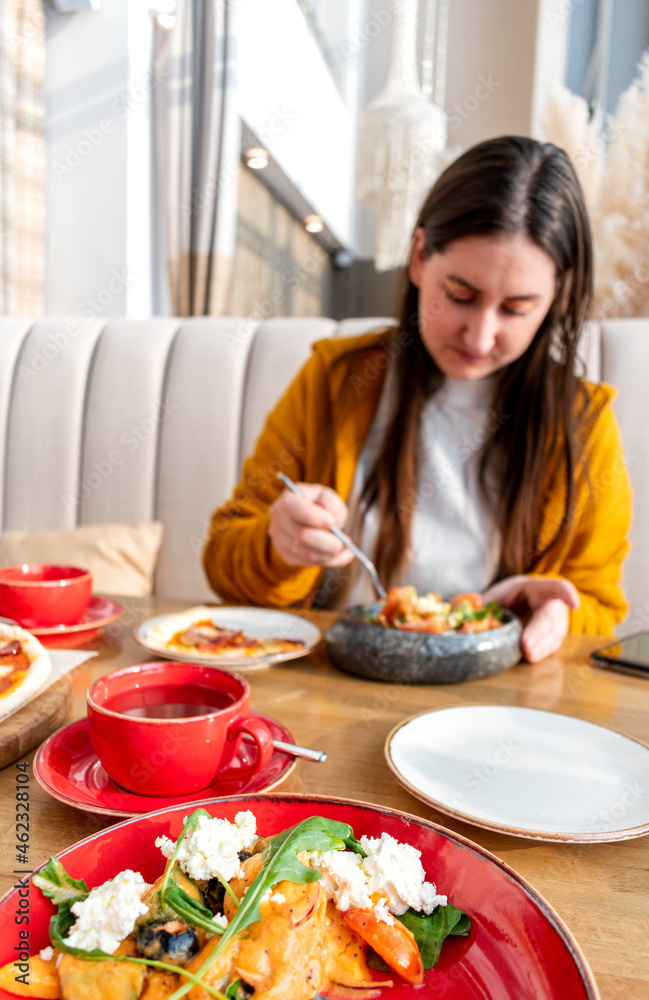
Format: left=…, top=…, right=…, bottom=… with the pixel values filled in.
left=386, top=704, right=649, bottom=842
left=134, top=606, right=322, bottom=671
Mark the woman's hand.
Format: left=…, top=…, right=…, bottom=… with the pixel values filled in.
left=268, top=482, right=355, bottom=568
left=482, top=575, right=580, bottom=663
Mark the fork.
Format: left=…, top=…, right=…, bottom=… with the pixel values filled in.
left=277, top=473, right=387, bottom=601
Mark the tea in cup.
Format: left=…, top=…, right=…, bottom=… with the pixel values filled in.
left=87, top=661, right=274, bottom=796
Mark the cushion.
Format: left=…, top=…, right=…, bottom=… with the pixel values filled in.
left=0, top=522, right=164, bottom=597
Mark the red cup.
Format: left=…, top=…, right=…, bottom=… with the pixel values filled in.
left=86, top=661, right=275, bottom=796
left=0, top=564, right=92, bottom=627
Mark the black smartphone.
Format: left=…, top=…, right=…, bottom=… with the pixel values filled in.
left=591, top=632, right=649, bottom=678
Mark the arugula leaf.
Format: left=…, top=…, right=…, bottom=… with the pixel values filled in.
left=368, top=904, right=471, bottom=972
left=164, top=884, right=226, bottom=936
left=33, top=857, right=89, bottom=907
left=47, top=899, right=227, bottom=998
left=159, top=807, right=212, bottom=911
left=224, top=981, right=249, bottom=1000
left=155, top=809, right=231, bottom=935
left=31, top=851, right=229, bottom=998
left=166, top=815, right=352, bottom=1000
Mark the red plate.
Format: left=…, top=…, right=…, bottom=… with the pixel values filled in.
left=0, top=794, right=599, bottom=999
left=25, top=596, right=122, bottom=648
left=33, top=714, right=297, bottom=816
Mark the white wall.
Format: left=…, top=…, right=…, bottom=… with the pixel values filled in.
left=45, top=0, right=153, bottom=317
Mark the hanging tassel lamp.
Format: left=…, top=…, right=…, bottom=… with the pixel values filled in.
left=357, top=0, right=449, bottom=271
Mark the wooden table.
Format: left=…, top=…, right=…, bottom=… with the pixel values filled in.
left=1, top=596, right=648, bottom=998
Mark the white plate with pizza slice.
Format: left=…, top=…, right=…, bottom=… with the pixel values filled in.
left=0, top=624, right=52, bottom=720
left=134, top=605, right=322, bottom=670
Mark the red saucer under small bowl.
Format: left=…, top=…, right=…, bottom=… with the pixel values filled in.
left=26, top=596, right=123, bottom=648
left=33, top=712, right=297, bottom=816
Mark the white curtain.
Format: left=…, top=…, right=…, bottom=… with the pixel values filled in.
left=153, top=0, right=241, bottom=317
left=0, top=0, right=45, bottom=314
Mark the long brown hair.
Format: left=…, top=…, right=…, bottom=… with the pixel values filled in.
left=361, top=136, right=593, bottom=586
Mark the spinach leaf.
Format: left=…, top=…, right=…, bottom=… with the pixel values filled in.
left=166, top=814, right=352, bottom=1000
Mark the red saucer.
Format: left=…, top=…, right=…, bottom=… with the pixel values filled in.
left=33, top=712, right=297, bottom=816
left=25, top=596, right=123, bottom=648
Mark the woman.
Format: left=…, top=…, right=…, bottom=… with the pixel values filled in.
left=204, top=136, right=632, bottom=662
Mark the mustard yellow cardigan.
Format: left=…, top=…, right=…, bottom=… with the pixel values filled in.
left=204, top=332, right=632, bottom=635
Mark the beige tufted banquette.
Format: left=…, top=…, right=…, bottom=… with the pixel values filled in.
left=0, top=315, right=646, bottom=633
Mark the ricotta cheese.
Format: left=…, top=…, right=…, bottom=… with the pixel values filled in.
left=308, top=849, right=374, bottom=912
left=360, top=832, right=447, bottom=915
left=309, top=831, right=446, bottom=924
left=155, top=810, right=257, bottom=882
left=65, top=869, right=150, bottom=954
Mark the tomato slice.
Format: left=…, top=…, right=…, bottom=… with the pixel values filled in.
left=449, top=592, right=482, bottom=611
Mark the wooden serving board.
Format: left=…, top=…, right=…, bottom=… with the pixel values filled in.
left=0, top=675, right=72, bottom=769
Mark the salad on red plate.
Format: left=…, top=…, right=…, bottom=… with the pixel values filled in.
left=0, top=808, right=470, bottom=1000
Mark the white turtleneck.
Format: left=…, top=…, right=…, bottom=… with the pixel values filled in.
left=332, top=368, right=502, bottom=608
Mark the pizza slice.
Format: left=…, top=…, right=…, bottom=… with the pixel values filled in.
left=0, top=625, right=52, bottom=718
left=168, top=619, right=305, bottom=657
left=144, top=608, right=305, bottom=659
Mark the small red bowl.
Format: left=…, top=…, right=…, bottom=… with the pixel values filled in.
left=0, top=564, right=93, bottom=627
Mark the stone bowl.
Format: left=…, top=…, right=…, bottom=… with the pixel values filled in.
left=325, top=603, right=522, bottom=684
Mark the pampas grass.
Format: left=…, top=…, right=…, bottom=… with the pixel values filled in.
left=542, top=54, right=649, bottom=319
